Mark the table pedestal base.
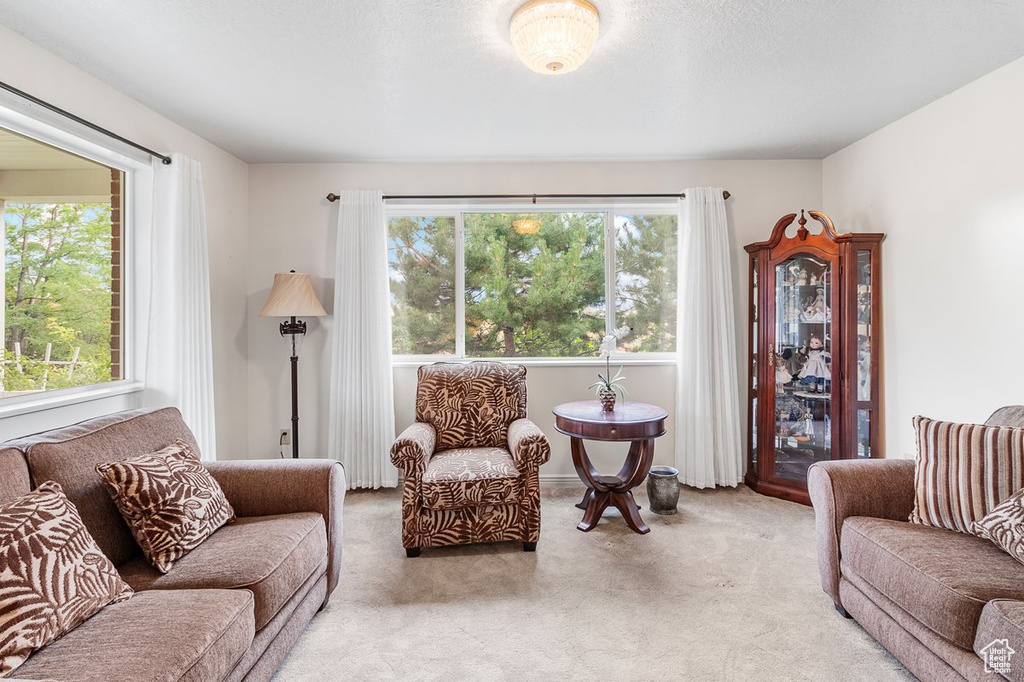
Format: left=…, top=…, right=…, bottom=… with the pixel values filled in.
left=571, top=438, right=655, bottom=535
left=575, top=489, right=640, bottom=512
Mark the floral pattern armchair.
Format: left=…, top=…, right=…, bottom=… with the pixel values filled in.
left=390, top=361, right=551, bottom=556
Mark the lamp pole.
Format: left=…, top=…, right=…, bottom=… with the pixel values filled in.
left=280, top=315, right=306, bottom=459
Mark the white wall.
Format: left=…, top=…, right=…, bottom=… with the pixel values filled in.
left=0, top=25, right=251, bottom=455
left=248, top=160, right=821, bottom=478
left=823, top=55, right=1024, bottom=458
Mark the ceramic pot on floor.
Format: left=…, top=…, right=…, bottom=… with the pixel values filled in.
left=647, top=466, right=680, bottom=515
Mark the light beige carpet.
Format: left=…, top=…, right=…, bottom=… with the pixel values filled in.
left=273, top=485, right=913, bottom=682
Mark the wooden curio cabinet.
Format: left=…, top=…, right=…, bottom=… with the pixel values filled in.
left=745, top=210, right=884, bottom=505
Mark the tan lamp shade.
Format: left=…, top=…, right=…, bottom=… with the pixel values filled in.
left=259, top=272, right=327, bottom=318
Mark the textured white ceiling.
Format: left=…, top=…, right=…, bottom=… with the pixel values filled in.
left=1, top=1, right=1023, bottom=163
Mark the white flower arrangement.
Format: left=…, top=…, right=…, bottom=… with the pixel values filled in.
left=591, top=333, right=627, bottom=398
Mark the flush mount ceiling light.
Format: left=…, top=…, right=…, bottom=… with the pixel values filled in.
left=510, top=0, right=600, bottom=75
left=513, top=216, right=542, bottom=234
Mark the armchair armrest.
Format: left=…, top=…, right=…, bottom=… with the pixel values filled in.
left=390, top=422, right=435, bottom=476
left=205, top=459, right=345, bottom=604
left=807, top=459, right=916, bottom=608
left=508, top=418, right=551, bottom=468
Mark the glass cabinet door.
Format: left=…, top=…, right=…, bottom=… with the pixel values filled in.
left=856, top=248, right=873, bottom=458
left=750, top=257, right=758, bottom=472
left=772, top=254, right=835, bottom=484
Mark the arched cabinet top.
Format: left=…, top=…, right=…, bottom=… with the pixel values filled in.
left=744, top=210, right=883, bottom=254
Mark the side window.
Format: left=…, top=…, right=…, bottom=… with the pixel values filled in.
left=0, top=127, right=124, bottom=397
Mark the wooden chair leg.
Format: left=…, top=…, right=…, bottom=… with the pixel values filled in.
left=523, top=541, right=537, bottom=552
left=405, top=547, right=422, bottom=558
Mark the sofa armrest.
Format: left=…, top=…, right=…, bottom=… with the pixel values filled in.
left=390, top=422, right=435, bottom=476
left=205, top=459, right=345, bottom=604
left=807, top=459, right=916, bottom=608
left=976, top=600, right=1024, bottom=682
left=507, top=418, right=551, bottom=469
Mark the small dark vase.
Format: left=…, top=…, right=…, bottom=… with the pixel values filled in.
left=598, top=387, right=616, bottom=412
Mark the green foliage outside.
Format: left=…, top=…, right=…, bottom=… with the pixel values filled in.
left=3, top=202, right=114, bottom=392
left=388, top=216, right=457, bottom=355
left=615, top=214, right=677, bottom=353
left=464, top=213, right=605, bottom=357
left=387, top=212, right=678, bottom=357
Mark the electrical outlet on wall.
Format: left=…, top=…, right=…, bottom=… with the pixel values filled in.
left=279, top=429, right=291, bottom=458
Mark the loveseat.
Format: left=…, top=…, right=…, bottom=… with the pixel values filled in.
left=0, top=407, right=345, bottom=682
left=808, top=406, right=1024, bottom=681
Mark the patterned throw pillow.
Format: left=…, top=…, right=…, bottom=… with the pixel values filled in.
left=0, top=481, right=133, bottom=676
left=973, top=488, right=1024, bottom=563
left=96, top=440, right=235, bottom=573
left=910, top=416, right=1024, bottom=534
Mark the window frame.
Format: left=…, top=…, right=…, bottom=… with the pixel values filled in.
left=0, top=99, right=147, bottom=417
left=387, top=201, right=680, bottom=366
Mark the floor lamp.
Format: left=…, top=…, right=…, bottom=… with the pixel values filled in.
left=259, top=271, right=327, bottom=458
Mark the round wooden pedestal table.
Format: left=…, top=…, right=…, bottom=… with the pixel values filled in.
left=552, top=400, right=668, bottom=534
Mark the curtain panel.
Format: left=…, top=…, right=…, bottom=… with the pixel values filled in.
left=327, top=190, right=397, bottom=489
left=145, top=153, right=217, bottom=460
left=675, top=187, right=743, bottom=488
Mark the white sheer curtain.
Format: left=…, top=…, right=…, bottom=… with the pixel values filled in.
left=675, top=187, right=743, bottom=488
left=327, top=190, right=397, bottom=489
left=145, top=153, right=217, bottom=460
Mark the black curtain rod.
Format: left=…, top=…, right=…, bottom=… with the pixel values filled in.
left=0, top=80, right=172, bottom=165
left=326, top=191, right=730, bottom=203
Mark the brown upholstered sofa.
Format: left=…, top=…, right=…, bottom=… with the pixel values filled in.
left=0, top=407, right=345, bottom=682
left=808, top=406, right=1024, bottom=682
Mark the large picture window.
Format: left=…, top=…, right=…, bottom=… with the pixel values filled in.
left=0, top=127, right=125, bottom=397
left=387, top=208, right=678, bottom=359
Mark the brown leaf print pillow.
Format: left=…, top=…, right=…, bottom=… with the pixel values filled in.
left=972, top=487, right=1024, bottom=564
left=96, top=439, right=235, bottom=573
left=0, top=481, right=133, bottom=676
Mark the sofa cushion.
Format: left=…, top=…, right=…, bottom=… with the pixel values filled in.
left=118, top=512, right=327, bottom=630
left=0, top=482, right=133, bottom=677
left=10, top=589, right=253, bottom=682
left=909, top=415, right=1024, bottom=534
left=96, top=440, right=235, bottom=573
left=841, top=516, right=1024, bottom=649
left=421, top=447, right=521, bottom=510
left=0, top=447, right=30, bottom=506
left=15, top=407, right=200, bottom=567
left=415, top=362, right=527, bottom=450
left=975, top=600, right=1024, bottom=682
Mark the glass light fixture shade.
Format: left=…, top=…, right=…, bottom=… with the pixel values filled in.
left=510, top=0, right=600, bottom=75
left=513, top=217, right=542, bottom=234
left=259, top=272, right=327, bottom=318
